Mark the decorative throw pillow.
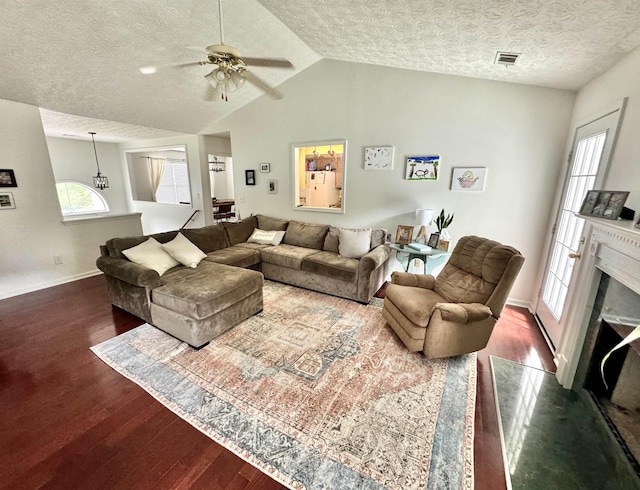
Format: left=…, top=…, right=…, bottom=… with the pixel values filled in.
left=338, top=228, right=372, bottom=259
left=161, top=232, right=207, bottom=268
left=122, top=237, right=180, bottom=276
left=248, top=228, right=285, bottom=246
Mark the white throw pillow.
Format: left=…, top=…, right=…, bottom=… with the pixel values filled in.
left=122, top=237, right=180, bottom=276
left=248, top=228, right=285, bottom=246
left=338, top=228, right=372, bottom=259
left=162, top=232, right=207, bottom=268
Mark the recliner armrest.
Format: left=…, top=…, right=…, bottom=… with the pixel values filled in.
left=432, top=302, right=492, bottom=323
left=391, top=271, right=436, bottom=290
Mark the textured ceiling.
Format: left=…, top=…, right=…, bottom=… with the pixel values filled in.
left=1, top=1, right=640, bottom=142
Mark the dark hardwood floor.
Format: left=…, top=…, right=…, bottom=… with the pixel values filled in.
left=0, top=275, right=555, bottom=489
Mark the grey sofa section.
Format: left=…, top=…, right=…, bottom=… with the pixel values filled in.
left=97, top=215, right=393, bottom=345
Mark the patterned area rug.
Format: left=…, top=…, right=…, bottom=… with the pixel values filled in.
left=92, top=281, right=476, bottom=489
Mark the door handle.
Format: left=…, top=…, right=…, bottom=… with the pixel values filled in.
left=568, top=252, right=581, bottom=260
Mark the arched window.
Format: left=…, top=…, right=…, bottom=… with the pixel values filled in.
left=56, top=181, right=109, bottom=216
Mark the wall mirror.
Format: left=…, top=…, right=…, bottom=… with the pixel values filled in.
left=292, top=139, right=346, bottom=213
left=125, top=145, right=192, bottom=205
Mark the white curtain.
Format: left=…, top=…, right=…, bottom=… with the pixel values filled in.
left=148, top=157, right=165, bottom=202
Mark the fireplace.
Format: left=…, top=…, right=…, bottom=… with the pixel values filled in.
left=574, top=275, right=640, bottom=466
left=553, top=216, right=640, bottom=470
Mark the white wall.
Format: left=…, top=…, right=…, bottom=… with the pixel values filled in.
left=567, top=45, right=640, bottom=213
left=209, top=59, right=576, bottom=304
left=0, top=99, right=142, bottom=299
left=47, top=136, right=130, bottom=215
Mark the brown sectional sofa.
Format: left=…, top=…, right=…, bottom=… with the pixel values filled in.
left=96, top=214, right=392, bottom=347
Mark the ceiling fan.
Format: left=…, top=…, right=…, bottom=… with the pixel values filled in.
left=140, top=0, right=293, bottom=102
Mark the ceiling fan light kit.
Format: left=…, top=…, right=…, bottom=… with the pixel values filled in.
left=140, top=0, right=292, bottom=102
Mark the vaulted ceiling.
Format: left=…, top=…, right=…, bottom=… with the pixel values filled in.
left=1, top=0, right=639, bottom=142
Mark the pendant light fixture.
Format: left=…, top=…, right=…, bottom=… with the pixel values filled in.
left=89, top=132, right=109, bottom=190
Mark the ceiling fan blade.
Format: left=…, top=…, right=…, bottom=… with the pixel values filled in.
left=138, top=61, right=204, bottom=74
left=244, top=71, right=283, bottom=100
left=243, top=57, right=293, bottom=68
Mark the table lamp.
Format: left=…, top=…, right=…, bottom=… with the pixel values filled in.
left=415, top=208, right=434, bottom=243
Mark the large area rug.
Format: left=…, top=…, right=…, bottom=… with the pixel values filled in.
left=92, top=281, right=476, bottom=489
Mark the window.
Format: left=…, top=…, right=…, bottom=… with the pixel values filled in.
left=155, top=160, right=191, bottom=205
left=56, top=181, right=109, bottom=216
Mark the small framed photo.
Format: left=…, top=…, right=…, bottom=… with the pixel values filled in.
left=0, top=169, right=17, bottom=187
left=364, top=146, right=394, bottom=170
left=260, top=163, right=270, bottom=173
left=395, top=225, right=414, bottom=245
left=427, top=232, right=440, bottom=248
left=579, top=190, right=629, bottom=220
left=0, top=192, right=16, bottom=209
left=406, top=155, right=440, bottom=180
left=245, top=169, right=256, bottom=186
left=451, top=167, right=487, bottom=191
left=268, top=179, right=277, bottom=194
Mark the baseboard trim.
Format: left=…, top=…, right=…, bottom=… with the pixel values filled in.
left=0, top=269, right=103, bottom=300
left=505, top=298, right=534, bottom=312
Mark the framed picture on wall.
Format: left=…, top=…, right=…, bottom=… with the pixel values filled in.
left=364, top=146, right=394, bottom=170
left=245, top=169, right=256, bottom=186
left=451, top=167, right=487, bottom=191
left=0, top=192, right=16, bottom=209
left=260, top=163, right=270, bottom=173
left=405, top=156, right=440, bottom=180
left=268, top=179, right=278, bottom=194
left=0, top=169, right=17, bottom=187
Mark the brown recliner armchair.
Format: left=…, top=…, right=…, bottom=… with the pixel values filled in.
left=382, top=236, right=524, bottom=358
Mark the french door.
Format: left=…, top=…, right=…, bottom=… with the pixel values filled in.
left=536, top=105, right=625, bottom=351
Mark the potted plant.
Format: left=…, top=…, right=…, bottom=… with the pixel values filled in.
left=435, top=209, right=454, bottom=250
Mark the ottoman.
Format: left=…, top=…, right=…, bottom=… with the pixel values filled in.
left=149, top=262, right=263, bottom=348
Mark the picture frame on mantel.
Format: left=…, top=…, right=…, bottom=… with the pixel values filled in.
left=579, top=190, right=629, bottom=220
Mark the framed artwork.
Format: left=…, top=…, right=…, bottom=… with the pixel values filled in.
left=579, top=190, right=629, bottom=220
left=451, top=167, right=487, bottom=191
left=268, top=179, right=278, bottom=194
left=0, top=169, right=17, bottom=187
left=245, top=169, right=256, bottom=186
left=395, top=225, right=413, bottom=245
left=427, top=232, right=440, bottom=248
left=364, top=146, right=394, bottom=170
left=260, top=163, right=270, bottom=173
left=405, top=156, right=440, bottom=180
left=0, top=192, right=16, bottom=209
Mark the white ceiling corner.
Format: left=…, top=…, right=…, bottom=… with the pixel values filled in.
left=2, top=1, right=640, bottom=141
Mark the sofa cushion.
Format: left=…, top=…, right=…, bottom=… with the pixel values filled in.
left=260, top=244, right=320, bottom=270
left=152, top=262, right=262, bottom=320
left=122, top=237, right=180, bottom=276
left=256, top=214, right=289, bottom=231
left=223, top=216, right=258, bottom=245
left=162, top=232, right=207, bottom=268
left=247, top=229, right=286, bottom=246
left=338, top=228, right=372, bottom=259
left=106, top=230, right=178, bottom=259
left=182, top=224, right=229, bottom=253
left=323, top=226, right=386, bottom=253
left=301, top=251, right=359, bottom=282
left=283, top=220, right=329, bottom=250
left=204, top=245, right=261, bottom=268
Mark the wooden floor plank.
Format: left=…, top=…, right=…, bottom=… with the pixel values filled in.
left=0, top=276, right=552, bottom=489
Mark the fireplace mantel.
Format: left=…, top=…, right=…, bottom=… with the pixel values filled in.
left=555, top=216, right=640, bottom=388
